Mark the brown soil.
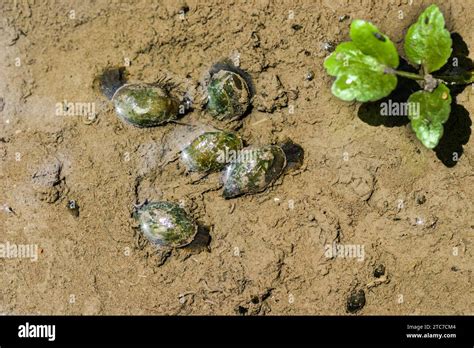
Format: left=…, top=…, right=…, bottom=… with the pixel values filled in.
left=1, top=0, right=473, bottom=315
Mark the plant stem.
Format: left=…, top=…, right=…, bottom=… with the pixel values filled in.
left=386, top=68, right=474, bottom=84
left=390, top=69, right=424, bottom=80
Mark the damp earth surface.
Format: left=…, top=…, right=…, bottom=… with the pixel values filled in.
left=0, top=0, right=473, bottom=315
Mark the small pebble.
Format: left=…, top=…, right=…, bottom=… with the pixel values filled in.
left=291, top=24, right=303, bottom=31
left=374, top=264, right=385, bottom=278
left=322, top=41, right=335, bottom=52
left=305, top=71, right=314, bottom=81
left=338, top=15, right=350, bottom=22
left=415, top=193, right=426, bottom=205
left=415, top=217, right=424, bottom=225
left=346, top=289, right=366, bottom=313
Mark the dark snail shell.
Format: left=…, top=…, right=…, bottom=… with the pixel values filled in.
left=134, top=201, right=198, bottom=249
left=181, top=131, right=244, bottom=173
left=112, top=83, right=180, bottom=127
left=222, top=145, right=287, bottom=198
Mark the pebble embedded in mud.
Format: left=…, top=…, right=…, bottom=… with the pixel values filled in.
left=338, top=14, right=350, bottom=22
left=346, top=289, right=366, bottom=313
left=291, top=24, right=303, bottom=31
left=305, top=71, right=314, bottom=81
left=415, top=193, right=426, bottom=205
left=322, top=41, right=335, bottom=52
left=374, top=264, right=385, bottom=278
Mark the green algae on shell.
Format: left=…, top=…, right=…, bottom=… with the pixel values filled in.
left=181, top=131, right=244, bottom=172
left=112, top=83, right=180, bottom=127
left=134, top=201, right=198, bottom=248
left=222, top=145, right=287, bottom=198
left=206, top=69, right=251, bottom=121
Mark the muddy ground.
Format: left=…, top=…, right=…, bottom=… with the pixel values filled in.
left=0, top=0, right=473, bottom=315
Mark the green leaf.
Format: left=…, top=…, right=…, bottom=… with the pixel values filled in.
left=324, top=20, right=399, bottom=102
left=408, top=83, right=451, bottom=149
left=324, top=42, right=398, bottom=102
left=404, top=4, right=452, bottom=73
left=350, top=20, right=399, bottom=68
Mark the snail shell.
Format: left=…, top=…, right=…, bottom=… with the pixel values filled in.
left=181, top=131, right=244, bottom=173
left=206, top=69, right=251, bottom=121
left=112, top=83, right=180, bottom=127
left=134, top=201, right=198, bottom=249
left=222, top=145, right=287, bottom=198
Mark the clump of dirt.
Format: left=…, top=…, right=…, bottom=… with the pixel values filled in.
left=0, top=0, right=473, bottom=315
left=31, top=157, right=66, bottom=203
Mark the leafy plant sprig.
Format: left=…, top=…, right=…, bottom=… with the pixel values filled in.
left=324, top=5, right=473, bottom=149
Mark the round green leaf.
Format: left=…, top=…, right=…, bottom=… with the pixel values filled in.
left=324, top=42, right=397, bottom=102
left=404, top=5, right=452, bottom=73
left=350, top=20, right=399, bottom=68
left=408, top=83, right=452, bottom=149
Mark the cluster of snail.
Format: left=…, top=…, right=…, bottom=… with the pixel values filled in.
left=96, top=60, right=303, bottom=250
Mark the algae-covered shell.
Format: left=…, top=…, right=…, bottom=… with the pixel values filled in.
left=134, top=201, right=198, bottom=248
left=207, top=70, right=251, bottom=121
left=181, top=131, right=244, bottom=172
left=112, top=83, right=179, bottom=127
left=222, top=145, right=287, bottom=198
